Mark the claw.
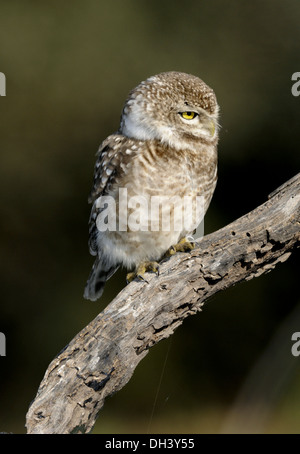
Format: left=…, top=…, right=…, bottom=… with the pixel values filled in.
left=186, top=235, right=200, bottom=248
left=164, top=237, right=196, bottom=258
left=126, top=261, right=160, bottom=284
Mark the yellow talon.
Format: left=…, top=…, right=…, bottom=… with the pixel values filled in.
left=126, top=261, right=160, bottom=284
left=164, top=237, right=195, bottom=258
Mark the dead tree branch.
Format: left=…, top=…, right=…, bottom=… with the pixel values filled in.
left=26, top=173, right=300, bottom=434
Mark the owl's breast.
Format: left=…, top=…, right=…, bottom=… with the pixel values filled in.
left=96, top=139, right=217, bottom=267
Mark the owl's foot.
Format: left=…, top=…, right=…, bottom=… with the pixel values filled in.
left=164, top=236, right=196, bottom=258
left=126, top=261, right=160, bottom=284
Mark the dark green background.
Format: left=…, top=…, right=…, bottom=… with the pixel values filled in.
left=0, top=0, right=299, bottom=434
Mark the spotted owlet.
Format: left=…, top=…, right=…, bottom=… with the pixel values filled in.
left=84, top=71, right=219, bottom=301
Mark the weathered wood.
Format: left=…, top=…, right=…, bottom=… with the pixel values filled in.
left=26, top=173, right=300, bottom=434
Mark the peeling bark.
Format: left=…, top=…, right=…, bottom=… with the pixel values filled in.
left=26, top=173, right=300, bottom=434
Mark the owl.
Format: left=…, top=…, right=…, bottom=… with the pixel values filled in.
left=84, top=71, right=219, bottom=301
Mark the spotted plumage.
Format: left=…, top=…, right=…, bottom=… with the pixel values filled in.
left=84, top=72, right=219, bottom=301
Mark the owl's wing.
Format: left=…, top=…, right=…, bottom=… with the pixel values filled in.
left=87, top=133, right=138, bottom=256
left=89, top=134, right=122, bottom=204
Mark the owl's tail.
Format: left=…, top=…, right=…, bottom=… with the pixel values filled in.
left=83, top=256, right=119, bottom=302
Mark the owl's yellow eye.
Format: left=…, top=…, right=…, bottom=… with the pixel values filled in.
left=180, top=111, right=198, bottom=120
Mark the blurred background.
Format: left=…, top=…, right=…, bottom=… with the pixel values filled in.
left=0, top=0, right=299, bottom=434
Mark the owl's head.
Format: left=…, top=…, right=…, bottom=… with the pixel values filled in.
left=120, top=71, right=219, bottom=149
